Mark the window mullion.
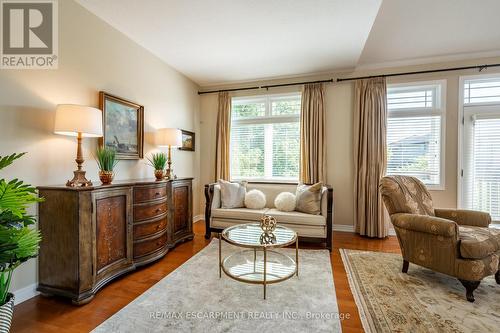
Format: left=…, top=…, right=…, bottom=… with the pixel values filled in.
left=264, top=123, right=273, bottom=179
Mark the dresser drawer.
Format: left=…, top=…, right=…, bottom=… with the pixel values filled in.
left=134, top=217, right=168, bottom=240
left=134, top=201, right=167, bottom=221
left=133, top=232, right=167, bottom=258
left=134, top=185, right=167, bottom=203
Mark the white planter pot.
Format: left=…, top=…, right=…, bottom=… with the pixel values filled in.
left=0, top=293, right=14, bottom=333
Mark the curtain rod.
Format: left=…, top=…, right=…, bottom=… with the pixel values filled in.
left=197, top=79, right=333, bottom=95
left=336, top=63, right=500, bottom=82
left=197, top=63, right=500, bottom=94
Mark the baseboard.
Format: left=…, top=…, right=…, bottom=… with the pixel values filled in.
left=13, top=283, right=39, bottom=305
left=332, top=224, right=355, bottom=232
left=333, top=224, right=396, bottom=236
left=193, top=214, right=204, bottom=223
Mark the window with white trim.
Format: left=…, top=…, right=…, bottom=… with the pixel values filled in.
left=461, top=76, right=500, bottom=221
left=386, top=81, right=446, bottom=188
left=230, top=93, right=301, bottom=181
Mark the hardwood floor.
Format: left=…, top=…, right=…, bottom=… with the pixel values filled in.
left=11, top=222, right=400, bottom=333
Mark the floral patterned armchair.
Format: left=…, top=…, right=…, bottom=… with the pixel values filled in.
left=379, top=175, right=500, bottom=302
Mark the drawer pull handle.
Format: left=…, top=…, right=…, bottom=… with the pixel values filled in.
left=155, top=192, right=160, bottom=196
left=156, top=208, right=162, bottom=213
left=156, top=225, right=161, bottom=230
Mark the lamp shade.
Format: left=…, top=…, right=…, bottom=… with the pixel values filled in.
left=54, top=104, right=103, bottom=137
left=156, top=128, right=182, bottom=147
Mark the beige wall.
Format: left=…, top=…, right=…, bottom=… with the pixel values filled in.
left=199, top=57, right=500, bottom=228
left=0, top=0, right=200, bottom=298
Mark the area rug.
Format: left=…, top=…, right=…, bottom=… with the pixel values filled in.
left=340, top=249, right=500, bottom=332
left=92, top=240, right=341, bottom=332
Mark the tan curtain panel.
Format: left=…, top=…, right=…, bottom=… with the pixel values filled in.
left=215, top=91, right=231, bottom=181
left=353, top=77, right=389, bottom=238
left=300, top=83, right=326, bottom=184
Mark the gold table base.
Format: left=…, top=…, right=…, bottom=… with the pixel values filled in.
left=218, top=233, right=299, bottom=299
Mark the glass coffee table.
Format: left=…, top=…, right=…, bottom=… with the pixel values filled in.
left=218, top=223, right=298, bottom=299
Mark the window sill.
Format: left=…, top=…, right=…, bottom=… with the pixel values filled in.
left=427, top=185, right=445, bottom=191
left=231, top=179, right=299, bottom=185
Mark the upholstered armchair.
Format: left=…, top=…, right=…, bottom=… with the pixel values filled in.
left=379, top=175, right=500, bottom=302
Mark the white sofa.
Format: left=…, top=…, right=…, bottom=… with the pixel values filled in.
left=204, top=182, right=333, bottom=250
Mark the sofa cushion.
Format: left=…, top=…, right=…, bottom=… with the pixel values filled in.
left=244, top=189, right=266, bottom=209
left=274, top=192, right=296, bottom=212
left=458, top=226, right=500, bottom=259
left=219, top=179, right=247, bottom=209
left=246, top=183, right=297, bottom=208
left=212, top=208, right=268, bottom=221
left=295, top=183, right=322, bottom=215
left=266, top=208, right=326, bottom=226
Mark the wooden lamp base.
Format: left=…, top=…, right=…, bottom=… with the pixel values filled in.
left=66, top=133, right=93, bottom=187
left=66, top=170, right=92, bottom=187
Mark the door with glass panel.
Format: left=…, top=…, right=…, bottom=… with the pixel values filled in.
left=461, top=76, right=500, bottom=222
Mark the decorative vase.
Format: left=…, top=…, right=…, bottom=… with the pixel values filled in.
left=0, top=293, right=14, bottom=333
left=98, top=170, right=114, bottom=185
left=154, top=169, right=164, bottom=181
left=260, top=215, right=277, bottom=234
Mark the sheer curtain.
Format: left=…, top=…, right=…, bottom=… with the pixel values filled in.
left=215, top=92, right=231, bottom=180
left=300, top=83, right=326, bottom=184
left=353, top=78, right=389, bottom=238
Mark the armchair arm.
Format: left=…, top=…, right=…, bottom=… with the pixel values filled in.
left=392, top=213, right=458, bottom=238
left=434, top=208, right=491, bottom=228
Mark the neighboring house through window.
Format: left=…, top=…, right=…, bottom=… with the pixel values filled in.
left=386, top=80, right=446, bottom=189
left=230, top=93, right=301, bottom=181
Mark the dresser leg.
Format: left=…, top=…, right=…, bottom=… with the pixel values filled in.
left=72, top=294, right=94, bottom=306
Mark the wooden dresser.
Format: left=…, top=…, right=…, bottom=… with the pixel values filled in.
left=37, top=178, right=193, bottom=304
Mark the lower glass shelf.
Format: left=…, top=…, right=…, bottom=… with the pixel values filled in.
left=221, top=249, right=296, bottom=284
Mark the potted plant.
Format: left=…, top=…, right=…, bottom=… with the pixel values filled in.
left=96, top=147, right=118, bottom=185
left=147, top=153, right=167, bottom=180
left=0, top=153, right=42, bottom=331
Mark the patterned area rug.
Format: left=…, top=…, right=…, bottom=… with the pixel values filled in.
left=92, top=240, right=341, bottom=332
left=341, top=249, right=500, bottom=332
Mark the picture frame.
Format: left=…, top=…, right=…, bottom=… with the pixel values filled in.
left=179, top=129, right=195, bottom=151
left=99, top=91, right=144, bottom=159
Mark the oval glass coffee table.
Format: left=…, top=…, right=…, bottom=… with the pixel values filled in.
left=218, top=223, right=298, bottom=299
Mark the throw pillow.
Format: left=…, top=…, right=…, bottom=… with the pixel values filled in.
left=219, top=179, right=247, bottom=209
left=244, top=189, right=266, bottom=209
left=295, top=182, right=322, bottom=215
left=274, top=192, right=296, bottom=212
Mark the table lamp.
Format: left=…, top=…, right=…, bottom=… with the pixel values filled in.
left=54, top=104, right=103, bottom=187
left=156, top=128, right=182, bottom=179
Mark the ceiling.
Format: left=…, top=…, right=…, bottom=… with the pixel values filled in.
left=77, top=0, right=500, bottom=86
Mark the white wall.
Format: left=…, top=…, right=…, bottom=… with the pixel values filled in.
left=199, top=57, right=500, bottom=228
left=0, top=0, right=200, bottom=301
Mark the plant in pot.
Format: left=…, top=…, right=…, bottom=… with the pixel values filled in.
left=147, top=153, right=167, bottom=180
left=96, top=147, right=118, bottom=185
left=0, top=153, right=42, bottom=331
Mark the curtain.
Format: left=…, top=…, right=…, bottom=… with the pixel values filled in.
left=300, top=83, right=326, bottom=184
left=215, top=92, right=231, bottom=180
left=353, top=78, right=389, bottom=238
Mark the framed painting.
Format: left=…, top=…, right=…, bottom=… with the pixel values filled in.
left=179, top=129, right=195, bottom=151
left=99, top=92, right=144, bottom=159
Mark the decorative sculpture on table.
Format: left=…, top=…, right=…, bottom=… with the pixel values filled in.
left=260, top=215, right=277, bottom=233
left=259, top=232, right=277, bottom=245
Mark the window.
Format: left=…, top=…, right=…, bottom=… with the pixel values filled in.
left=386, top=81, right=446, bottom=188
left=461, top=76, right=500, bottom=221
left=230, top=93, right=301, bottom=181
left=464, top=77, right=500, bottom=105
